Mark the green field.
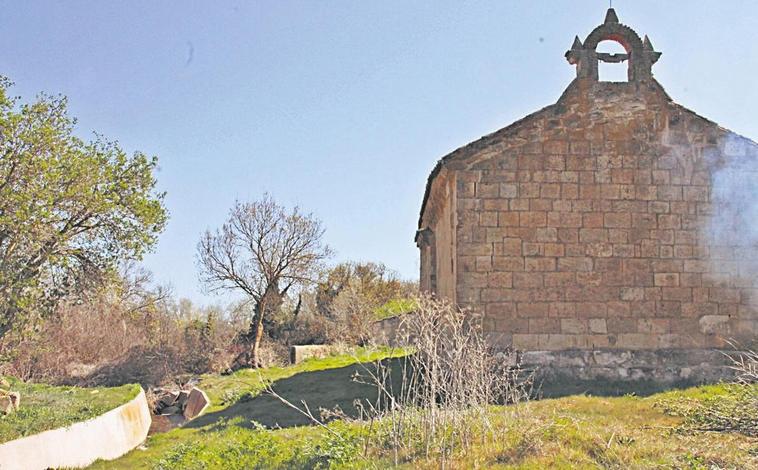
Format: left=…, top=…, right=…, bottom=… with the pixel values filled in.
left=0, top=377, right=140, bottom=444
left=88, top=350, right=757, bottom=469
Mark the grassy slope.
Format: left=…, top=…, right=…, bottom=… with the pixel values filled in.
left=0, top=377, right=140, bottom=444
left=90, top=347, right=405, bottom=469
left=93, top=352, right=757, bottom=470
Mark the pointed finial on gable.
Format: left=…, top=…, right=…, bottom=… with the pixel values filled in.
left=642, top=35, right=655, bottom=51
left=604, top=8, right=619, bottom=24
left=642, top=34, right=662, bottom=64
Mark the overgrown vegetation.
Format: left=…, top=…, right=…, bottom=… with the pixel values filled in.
left=655, top=349, right=758, bottom=438
left=0, top=376, right=139, bottom=444
left=307, top=261, right=416, bottom=343
left=0, top=264, right=242, bottom=386
left=0, top=255, right=414, bottom=390
left=265, top=295, right=534, bottom=467
left=0, top=77, right=167, bottom=341
left=92, top=350, right=758, bottom=469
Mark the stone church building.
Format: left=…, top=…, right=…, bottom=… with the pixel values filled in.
left=416, top=9, right=758, bottom=382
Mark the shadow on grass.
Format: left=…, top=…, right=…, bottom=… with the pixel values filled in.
left=185, top=357, right=712, bottom=431
left=536, top=376, right=706, bottom=399
left=187, top=358, right=405, bottom=430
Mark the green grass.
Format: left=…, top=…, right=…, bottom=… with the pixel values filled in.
left=90, top=351, right=758, bottom=469
left=197, top=346, right=405, bottom=413
left=89, top=347, right=404, bottom=469
left=373, top=298, right=416, bottom=320
left=0, top=377, right=140, bottom=444
left=653, top=382, right=758, bottom=436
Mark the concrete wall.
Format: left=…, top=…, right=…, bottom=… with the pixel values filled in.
left=290, top=344, right=334, bottom=364
left=370, top=314, right=407, bottom=346
left=0, top=388, right=151, bottom=470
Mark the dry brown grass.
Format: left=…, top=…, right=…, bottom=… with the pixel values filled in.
left=0, top=291, right=245, bottom=388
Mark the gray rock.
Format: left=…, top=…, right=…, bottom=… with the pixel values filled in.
left=0, top=396, right=13, bottom=415
left=158, top=391, right=180, bottom=408
left=9, top=392, right=19, bottom=411
left=183, top=387, right=210, bottom=420
left=176, top=390, right=190, bottom=406
left=159, top=405, right=182, bottom=415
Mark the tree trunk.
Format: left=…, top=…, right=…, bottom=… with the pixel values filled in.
left=248, top=297, right=266, bottom=368
left=0, top=304, right=18, bottom=341
left=246, top=282, right=282, bottom=368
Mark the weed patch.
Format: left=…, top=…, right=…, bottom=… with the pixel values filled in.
left=655, top=383, right=758, bottom=437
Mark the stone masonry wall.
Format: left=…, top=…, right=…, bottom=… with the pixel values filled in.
left=418, top=170, right=457, bottom=301
left=429, top=79, right=757, bottom=355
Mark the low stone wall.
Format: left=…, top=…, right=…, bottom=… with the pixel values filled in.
left=370, top=314, right=739, bottom=388
left=290, top=345, right=334, bottom=364
left=0, top=388, right=151, bottom=470
left=369, top=315, right=409, bottom=346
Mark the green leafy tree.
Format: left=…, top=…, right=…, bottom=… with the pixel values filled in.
left=0, top=77, right=167, bottom=339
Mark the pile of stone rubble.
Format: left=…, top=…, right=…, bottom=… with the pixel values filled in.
left=0, top=378, right=20, bottom=415
left=149, top=386, right=210, bottom=433
left=0, top=389, right=20, bottom=415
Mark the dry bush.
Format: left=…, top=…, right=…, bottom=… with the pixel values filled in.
left=0, top=288, right=242, bottom=388
left=266, top=294, right=534, bottom=467
left=357, top=295, right=534, bottom=465
left=728, top=346, right=758, bottom=384
left=307, top=262, right=418, bottom=345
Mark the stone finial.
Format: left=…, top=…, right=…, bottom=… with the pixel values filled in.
left=643, top=35, right=662, bottom=65
left=604, top=8, right=620, bottom=24
left=565, top=36, right=585, bottom=66
left=642, top=35, right=654, bottom=51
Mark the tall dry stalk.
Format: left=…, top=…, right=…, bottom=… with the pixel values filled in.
left=263, top=294, right=534, bottom=466
left=352, top=294, right=534, bottom=465
left=726, top=345, right=758, bottom=384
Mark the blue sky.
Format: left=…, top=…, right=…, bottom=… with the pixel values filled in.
left=2, top=1, right=757, bottom=305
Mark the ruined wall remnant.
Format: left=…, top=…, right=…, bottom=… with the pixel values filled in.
left=416, top=9, right=757, bottom=383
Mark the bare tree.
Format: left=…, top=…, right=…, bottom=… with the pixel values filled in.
left=197, top=194, right=332, bottom=368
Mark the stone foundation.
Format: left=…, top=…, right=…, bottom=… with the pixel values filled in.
left=520, top=348, right=737, bottom=387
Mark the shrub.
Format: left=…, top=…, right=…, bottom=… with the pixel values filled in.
left=357, top=295, right=533, bottom=464
left=0, top=269, right=243, bottom=387
left=265, top=295, right=534, bottom=467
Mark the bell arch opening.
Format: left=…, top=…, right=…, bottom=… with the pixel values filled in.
left=597, top=39, right=629, bottom=82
